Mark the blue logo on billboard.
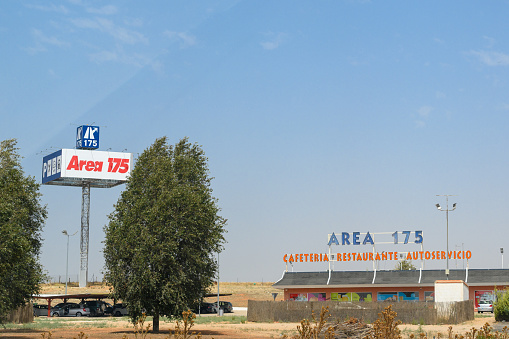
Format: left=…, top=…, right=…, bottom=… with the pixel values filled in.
left=76, top=125, right=99, bottom=150
left=42, top=150, right=62, bottom=184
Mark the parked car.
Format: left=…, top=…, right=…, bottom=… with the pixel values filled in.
left=112, top=303, right=129, bottom=316
left=63, top=303, right=91, bottom=317
left=104, top=303, right=113, bottom=316
left=215, top=301, right=233, bottom=313
left=53, top=302, right=71, bottom=309
left=83, top=300, right=107, bottom=316
left=192, top=302, right=218, bottom=314
left=33, top=304, right=48, bottom=317
left=50, top=305, right=66, bottom=317
left=478, top=300, right=494, bottom=313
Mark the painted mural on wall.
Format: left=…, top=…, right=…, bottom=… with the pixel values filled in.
left=331, top=292, right=373, bottom=302
left=398, top=291, right=419, bottom=301
left=308, top=293, right=326, bottom=301
left=289, top=293, right=307, bottom=301
left=377, top=292, right=398, bottom=302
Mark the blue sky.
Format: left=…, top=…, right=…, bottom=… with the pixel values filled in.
left=2, top=1, right=509, bottom=283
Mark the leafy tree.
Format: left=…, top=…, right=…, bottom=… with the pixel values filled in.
left=395, top=260, right=416, bottom=270
left=0, top=139, right=47, bottom=322
left=103, top=137, right=227, bottom=332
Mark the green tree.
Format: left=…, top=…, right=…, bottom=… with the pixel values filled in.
left=103, top=137, right=227, bottom=332
left=0, top=139, right=47, bottom=322
left=395, top=260, right=416, bottom=270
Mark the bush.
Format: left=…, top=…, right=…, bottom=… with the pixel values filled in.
left=495, top=289, right=509, bottom=322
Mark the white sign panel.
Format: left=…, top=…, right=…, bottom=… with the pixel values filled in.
left=42, top=149, right=132, bottom=184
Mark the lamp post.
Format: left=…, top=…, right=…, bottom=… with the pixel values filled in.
left=62, top=230, right=78, bottom=295
left=217, top=252, right=220, bottom=316
left=501, top=248, right=504, bottom=269
left=436, top=195, right=457, bottom=280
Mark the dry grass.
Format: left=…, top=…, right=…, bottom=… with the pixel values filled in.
left=203, top=282, right=281, bottom=307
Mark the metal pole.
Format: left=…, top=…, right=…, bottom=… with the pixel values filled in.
left=436, top=195, right=456, bottom=280
left=65, top=233, right=69, bottom=294
left=455, top=245, right=459, bottom=268
left=80, top=183, right=90, bottom=287
left=501, top=248, right=504, bottom=269
left=462, top=243, right=464, bottom=269
left=62, top=230, right=77, bottom=294
left=217, top=252, right=220, bottom=316
left=446, top=200, right=449, bottom=278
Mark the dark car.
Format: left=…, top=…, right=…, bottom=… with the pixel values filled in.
left=216, top=301, right=233, bottom=313
left=192, top=302, right=217, bottom=314
left=82, top=300, right=107, bottom=316
left=33, top=304, right=48, bottom=317
left=104, top=303, right=113, bottom=316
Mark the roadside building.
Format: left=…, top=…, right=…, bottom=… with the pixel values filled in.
left=273, top=268, right=509, bottom=309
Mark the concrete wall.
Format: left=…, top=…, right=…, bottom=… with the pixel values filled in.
left=247, top=300, right=474, bottom=325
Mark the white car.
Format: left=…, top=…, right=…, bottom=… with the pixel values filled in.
left=112, top=303, right=129, bottom=316
left=477, top=300, right=494, bottom=313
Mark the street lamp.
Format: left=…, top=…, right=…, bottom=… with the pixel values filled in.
left=217, top=252, right=220, bottom=316
left=436, top=195, right=457, bottom=280
left=62, top=230, right=78, bottom=295
left=501, top=248, right=504, bottom=269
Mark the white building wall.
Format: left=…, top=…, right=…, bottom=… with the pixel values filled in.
left=434, top=280, right=469, bottom=302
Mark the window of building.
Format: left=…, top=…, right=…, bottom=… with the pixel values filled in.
left=308, top=293, right=326, bottom=301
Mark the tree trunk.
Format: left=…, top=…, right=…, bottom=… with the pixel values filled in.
left=153, top=311, right=159, bottom=332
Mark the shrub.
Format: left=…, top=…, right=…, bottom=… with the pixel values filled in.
left=495, top=289, right=509, bottom=322
left=368, top=304, right=401, bottom=339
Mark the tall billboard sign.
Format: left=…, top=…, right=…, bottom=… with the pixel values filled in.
left=42, top=149, right=132, bottom=187
left=42, top=143, right=132, bottom=288
left=76, top=125, right=99, bottom=150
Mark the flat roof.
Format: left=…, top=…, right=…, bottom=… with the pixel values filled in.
left=273, top=269, right=509, bottom=289
left=32, top=292, right=232, bottom=301
left=33, top=293, right=110, bottom=300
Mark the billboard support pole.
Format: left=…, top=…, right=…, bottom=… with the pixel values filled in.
left=79, top=183, right=90, bottom=287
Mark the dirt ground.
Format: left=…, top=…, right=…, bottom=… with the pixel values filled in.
left=0, top=319, right=299, bottom=339
left=399, top=314, right=504, bottom=337
left=1, top=283, right=506, bottom=338
left=2, top=313, right=503, bottom=339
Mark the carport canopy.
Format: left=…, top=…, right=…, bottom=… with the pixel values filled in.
left=32, top=293, right=232, bottom=317
left=32, top=293, right=111, bottom=317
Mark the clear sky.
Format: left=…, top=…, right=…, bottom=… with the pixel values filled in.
left=2, top=1, right=509, bottom=283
